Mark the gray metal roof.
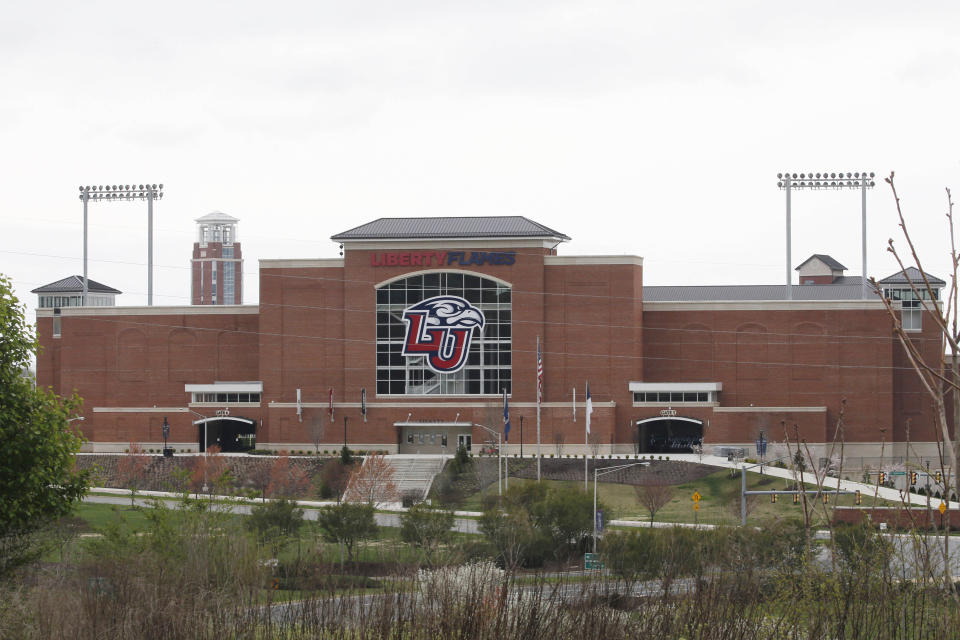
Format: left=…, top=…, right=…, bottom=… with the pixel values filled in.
left=31, top=276, right=121, bottom=294
left=877, top=266, right=945, bottom=287
left=195, top=211, right=238, bottom=223
left=795, top=254, right=847, bottom=271
left=331, top=216, right=570, bottom=241
left=644, top=278, right=879, bottom=302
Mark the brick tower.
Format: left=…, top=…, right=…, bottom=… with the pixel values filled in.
left=191, top=211, right=242, bottom=305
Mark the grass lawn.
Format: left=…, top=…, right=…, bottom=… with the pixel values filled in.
left=72, top=501, right=153, bottom=532
left=457, top=469, right=903, bottom=526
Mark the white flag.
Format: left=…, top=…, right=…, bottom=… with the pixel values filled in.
left=585, top=382, right=592, bottom=435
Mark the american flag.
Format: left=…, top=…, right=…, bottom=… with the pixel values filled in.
left=537, top=339, right=543, bottom=403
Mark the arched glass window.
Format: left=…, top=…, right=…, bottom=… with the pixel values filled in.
left=376, top=272, right=511, bottom=395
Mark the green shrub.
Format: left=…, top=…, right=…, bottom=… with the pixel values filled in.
left=246, top=498, right=304, bottom=550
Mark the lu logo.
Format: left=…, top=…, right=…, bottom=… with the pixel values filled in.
left=401, top=295, right=485, bottom=374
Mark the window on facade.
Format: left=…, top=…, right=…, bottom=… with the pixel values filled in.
left=375, top=272, right=512, bottom=395
left=191, top=392, right=261, bottom=403
left=633, top=391, right=710, bottom=403
left=883, top=287, right=935, bottom=331
left=223, top=262, right=235, bottom=303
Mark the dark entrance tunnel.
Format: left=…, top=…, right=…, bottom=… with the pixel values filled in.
left=636, top=417, right=703, bottom=454
left=196, top=417, right=256, bottom=452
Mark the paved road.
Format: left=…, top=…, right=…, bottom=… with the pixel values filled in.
left=83, top=495, right=481, bottom=533
left=263, top=576, right=698, bottom=626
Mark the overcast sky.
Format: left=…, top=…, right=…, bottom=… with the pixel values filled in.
left=3, top=1, right=960, bottom=308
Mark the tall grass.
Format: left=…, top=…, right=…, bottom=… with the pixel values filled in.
left=3, top=500, right=959, bottom=639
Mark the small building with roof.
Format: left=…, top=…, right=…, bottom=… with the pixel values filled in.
left=32, top=275, right=121, bottom=308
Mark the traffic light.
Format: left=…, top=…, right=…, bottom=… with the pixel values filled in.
left=771, top=493, right=777, bottom=503
left=855, top=490, right=862, bottom=505
left=793, top=493, right=800, bottom=505
left=936, top=471, right=943, bottom=484
left=879, top=471, right=886, bottom=484
left=910, top=471, right=918, bottom=485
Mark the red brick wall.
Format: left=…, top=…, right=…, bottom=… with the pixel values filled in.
left=34, top=245, right=945, bottom=451
left=643, top=308, right=896, bottom=443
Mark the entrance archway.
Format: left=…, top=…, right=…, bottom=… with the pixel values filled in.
left=635, top=417, right=703, bottom=454
left=194, top=416, right=256, bottom=452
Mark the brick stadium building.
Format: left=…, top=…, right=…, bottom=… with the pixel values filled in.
left=35, top=217, right=945, bottom=463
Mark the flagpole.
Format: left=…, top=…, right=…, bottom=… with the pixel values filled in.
left=584, top=380, right=589, bottom=492
left=536, top=335, right=542, bottom=482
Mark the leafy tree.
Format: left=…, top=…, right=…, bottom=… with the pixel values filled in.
left=315, top=502, right=377, bottom=563
left=0, top=274, right=89, bottom=575
left=479, top=483, right=597, bottom=567
left=400, top=502, right=455, bottom=565
left=539, top=485, right=596, bottom=559
left=321, top=460, right=351, bottom=502
left=450, top=444, right=471, bottom=474
left=246, top=498, right=304, bottom=556
left=478, top=506, right=542, bottom=571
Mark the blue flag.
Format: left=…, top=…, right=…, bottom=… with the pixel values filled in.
left=503, top=388, right=511, bottom=442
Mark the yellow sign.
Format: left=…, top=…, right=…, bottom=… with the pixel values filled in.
left=271, top=577, right=280, bottom=590
left=692, top=491, right=702, bottom=502
left=940, top=502, right=948, bottom=515
left=693, top=503, right=700, bottom=511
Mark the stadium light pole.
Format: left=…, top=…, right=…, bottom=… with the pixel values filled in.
left=777, top=172, right=875, bottom=300
left=79, top=184, right=164, bottom=305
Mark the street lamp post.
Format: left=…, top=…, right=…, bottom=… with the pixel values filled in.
left=593, top=462, right=648, bottom=552
left=187, top=410, right=210, bottom=494
left=777, top=172, right=875, bottom=300
left=474, top=423, right=503, bottom=496
left=162, top=416, right=171, bottom=457
left=78, top=184, right=164, bottom=305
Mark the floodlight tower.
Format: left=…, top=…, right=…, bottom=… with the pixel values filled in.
left=79, top=184, right=164, bottom=305
left=777, top=172, right=875, bottom=300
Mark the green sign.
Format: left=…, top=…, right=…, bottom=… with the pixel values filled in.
left=585, top=552, right=604, bottom=570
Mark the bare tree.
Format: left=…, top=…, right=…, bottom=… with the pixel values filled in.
left=266, top=452, right=310, bottom=498
left=636, top=483, right=674, bottom=524
left=117, top=442, right=150, bottom=507
left=346, top=453, right=400, bottom=505
left=553, top=431, right=565, bottom=457
left=308, top=413, right=325, bottom=455
left=588, top=431, right=602, bottom=458
left=876, top=174, right=960, bottom=593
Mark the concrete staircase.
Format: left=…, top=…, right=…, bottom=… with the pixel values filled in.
left=387, top=455, right=447, bottom=501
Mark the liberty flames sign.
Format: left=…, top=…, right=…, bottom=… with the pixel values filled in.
left=401, top=296, right=485, bottom=374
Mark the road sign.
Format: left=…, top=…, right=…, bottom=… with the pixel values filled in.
left=940, top=502, right=947, bottom=515
left=271, top=577, right=279, bottom=590
left=585, top=553, right=604, bottom=570
left=692, top=491, right=701, bottom=502
left=693, top=503, right=700, bottom=511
